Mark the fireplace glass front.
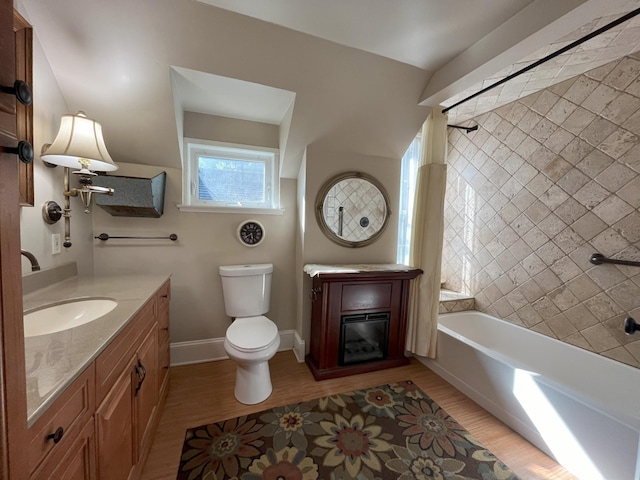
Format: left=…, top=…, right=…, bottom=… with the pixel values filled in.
left=339, top=312, right=390, bottom=366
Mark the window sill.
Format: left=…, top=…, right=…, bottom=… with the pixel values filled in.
left=177, top=204, right=285, bottom=215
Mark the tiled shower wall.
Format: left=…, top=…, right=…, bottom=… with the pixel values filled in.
left=442, top=52, right=640, bottom=368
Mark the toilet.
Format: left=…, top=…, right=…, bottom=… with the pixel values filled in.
left=219, top=263, right=280, bottom=404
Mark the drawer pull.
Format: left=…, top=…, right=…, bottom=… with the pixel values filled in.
left=134, top=360, right=147, bottom=396
left=47, top=426, right=64, bottom=444
left=161, top=294, right=168, bottom=298
left=161, top=327, right=169, bottom=331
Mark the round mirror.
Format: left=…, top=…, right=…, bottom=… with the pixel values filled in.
left=315, top=172, right=391, bottom=248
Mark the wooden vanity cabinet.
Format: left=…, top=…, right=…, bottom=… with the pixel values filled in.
left=27, top=280, right=171, bottom=480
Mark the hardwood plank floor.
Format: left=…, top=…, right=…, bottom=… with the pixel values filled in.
left=141, top=351, right=576, bottom=479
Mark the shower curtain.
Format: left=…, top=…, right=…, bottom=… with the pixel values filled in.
left=405, top=109, right=448, bottom=358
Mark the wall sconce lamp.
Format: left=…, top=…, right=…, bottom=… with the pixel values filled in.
left=41, top=111, right=118, bottom=248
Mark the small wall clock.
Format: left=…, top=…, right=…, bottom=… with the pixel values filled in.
left=237, top=219, right=265, bottom=247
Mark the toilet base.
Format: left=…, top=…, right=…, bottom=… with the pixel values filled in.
left=233, top=360, right=273, bottom=405
left=224, top=331, right=280, bottom=405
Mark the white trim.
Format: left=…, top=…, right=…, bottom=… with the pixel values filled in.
left=292, top=330, right=306, bottom=363
left=176, top=204, right=285, bottom=215
left=182, top=138, right=280, bottom=209
left=170, top=329, right=303, bottom=366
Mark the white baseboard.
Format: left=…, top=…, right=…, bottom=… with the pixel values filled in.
left=292, top=330, right=306, bottom=363
left=170, top=329, right=306, bottom=366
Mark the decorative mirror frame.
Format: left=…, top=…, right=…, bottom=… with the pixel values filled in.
left=315, top=171, right=391, bottom=248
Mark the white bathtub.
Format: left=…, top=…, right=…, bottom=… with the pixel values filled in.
left=422, top=310, right=640, bottom=480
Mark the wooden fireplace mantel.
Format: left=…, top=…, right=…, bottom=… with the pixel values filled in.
left=304, top=264, right=422, bottom=381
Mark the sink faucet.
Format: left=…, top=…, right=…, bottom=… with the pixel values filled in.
left=21, top=250, right=40, bottom=272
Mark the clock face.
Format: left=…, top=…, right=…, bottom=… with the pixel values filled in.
left=238, top=220, right=265, bottom=247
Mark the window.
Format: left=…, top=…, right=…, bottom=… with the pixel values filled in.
left=180, top=139, right=281, bottom=213
left=396, top=135, right=422, bottom=264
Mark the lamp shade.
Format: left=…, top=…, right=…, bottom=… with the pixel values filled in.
left=41, top=112, right=118, bottom=172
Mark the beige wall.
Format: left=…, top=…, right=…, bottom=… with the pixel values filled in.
left=442, top=52, right=640, bottom=368
left=21, top=24, right=405, bottom=348
left=18, top=7, right=94, bottom=277
left=303, top=145, right=400, bottom=265
left=92, top=163, right=297, bottom=343
left=184, top=113, right=279, bottom=149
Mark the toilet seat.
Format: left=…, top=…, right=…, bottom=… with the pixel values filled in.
left=226, top=316, right=278, bottom=352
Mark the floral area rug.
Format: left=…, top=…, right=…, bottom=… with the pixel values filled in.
left=177, top=380, right=519, bottom=479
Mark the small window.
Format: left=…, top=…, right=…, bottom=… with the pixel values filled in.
left=396, top=134, right=421, bottom=264
left=180, top=139, right=281, bottom=213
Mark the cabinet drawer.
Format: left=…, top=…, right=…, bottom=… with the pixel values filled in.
left=340, top=282, right=392, bottom=311
left=30, top=418, right=95, bottom=480
left=28, top=365, right=95, bottom=475
left=95, top=299, right=156, bottom=403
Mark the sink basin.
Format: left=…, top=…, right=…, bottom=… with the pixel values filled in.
left=24, top=298, right=118, bottom=337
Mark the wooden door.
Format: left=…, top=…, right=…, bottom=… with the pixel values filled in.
left=95, top=358, right=135, bottom=480
left=0, top=0, right=29, bottom=477
left=135, top=327, right=158, bottom=462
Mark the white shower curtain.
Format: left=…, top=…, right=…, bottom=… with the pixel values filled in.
left=405, top=109, right=448, bottom=358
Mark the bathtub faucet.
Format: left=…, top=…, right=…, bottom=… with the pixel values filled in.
left=20, top=250, right=40, bottom=272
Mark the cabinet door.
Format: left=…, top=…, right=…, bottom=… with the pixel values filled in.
left=135, top=326, right=158, bottom=462
left=96, top=357, right=135, bottom=480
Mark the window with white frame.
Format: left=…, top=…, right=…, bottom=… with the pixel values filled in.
left=396, top=134, right=422, bottom=265
left=180, top=139, right=281, bottom=213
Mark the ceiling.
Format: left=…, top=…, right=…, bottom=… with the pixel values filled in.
left=195, top=0, right=536, bottom=70
left=17, top=0, right=640, bottom=178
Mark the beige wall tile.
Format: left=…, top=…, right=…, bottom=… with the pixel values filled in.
left=443, top=52, right=640, bottom=369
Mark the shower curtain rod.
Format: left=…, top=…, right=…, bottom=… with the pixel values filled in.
left=442, top=7, right=640, bottom=114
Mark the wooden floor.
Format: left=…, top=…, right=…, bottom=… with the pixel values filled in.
left=140, top=351, right=576, bottom=480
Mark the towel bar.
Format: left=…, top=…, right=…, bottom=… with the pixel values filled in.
left=95, top=233, right=178, bottom=241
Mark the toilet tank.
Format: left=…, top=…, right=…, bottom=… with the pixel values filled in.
left=219, top=264, right=272, bottom=318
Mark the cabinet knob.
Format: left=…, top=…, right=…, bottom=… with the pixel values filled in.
left=46, top=426, right=64, bottom=444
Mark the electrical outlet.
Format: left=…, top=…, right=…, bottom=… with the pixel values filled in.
left=52, top=234, right=61, bottom=255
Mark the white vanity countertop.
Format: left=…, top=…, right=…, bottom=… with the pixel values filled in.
left=304, top=263, right=419, bottom=277
left=23, top=273, right=170, bottom=425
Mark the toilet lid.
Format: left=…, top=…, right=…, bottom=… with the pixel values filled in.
left=226, top=316, right=278, bottom=351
